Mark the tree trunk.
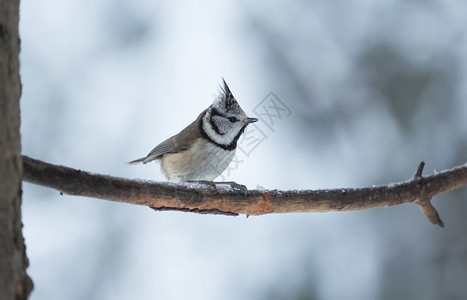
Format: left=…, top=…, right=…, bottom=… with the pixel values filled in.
left=0, top=0, right=34, bottom=298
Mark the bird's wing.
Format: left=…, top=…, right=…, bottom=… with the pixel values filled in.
left=130, top=110, right=206, bottom=164
left=142, top=135, right=187, bottom=163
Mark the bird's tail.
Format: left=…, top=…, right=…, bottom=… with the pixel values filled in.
left=128, top=157, right=146, bottom=165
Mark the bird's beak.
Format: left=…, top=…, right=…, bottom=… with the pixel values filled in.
left=245, top=117, right=259, bottom=124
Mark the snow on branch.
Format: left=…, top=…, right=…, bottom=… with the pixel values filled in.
left=21, top=156, right=467, bottom=227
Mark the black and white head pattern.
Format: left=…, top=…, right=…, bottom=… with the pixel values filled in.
left=201, top=80, right=252, bottom=151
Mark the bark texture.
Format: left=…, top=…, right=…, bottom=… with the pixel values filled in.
left=0, top=0, right=34, bottom=298
left=22, top=156, right=467, bottom=227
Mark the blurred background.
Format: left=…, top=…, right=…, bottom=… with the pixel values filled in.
left=19, top=0, right=467, bottom=299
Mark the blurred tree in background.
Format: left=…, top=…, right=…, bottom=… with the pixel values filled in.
left=19, top=0, right=467, bottom=299
left=246, top=2, right=467, bottom=299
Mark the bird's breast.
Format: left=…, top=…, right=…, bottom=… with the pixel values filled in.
left=160, top=138, right=235, bottom=182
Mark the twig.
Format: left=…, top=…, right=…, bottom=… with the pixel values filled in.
left=21, top=156, right=467, bottom=227
left=411, top=161, right=445, bottom=227
left=414, top=161, right=425, bottom=178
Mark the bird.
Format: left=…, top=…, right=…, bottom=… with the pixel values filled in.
left=129, top=80, right=259, bottom=183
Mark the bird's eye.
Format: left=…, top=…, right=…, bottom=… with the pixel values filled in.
left=228, top=117, right=238, bottom=123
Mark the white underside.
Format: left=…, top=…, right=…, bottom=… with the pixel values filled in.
left=160, top=139, right=235, bottom=182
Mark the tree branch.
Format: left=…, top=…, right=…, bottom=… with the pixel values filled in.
left=21, top=155, right=467, bottom=227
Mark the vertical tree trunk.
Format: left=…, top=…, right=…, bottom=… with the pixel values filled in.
left=0, top=0, right=34, bottom=298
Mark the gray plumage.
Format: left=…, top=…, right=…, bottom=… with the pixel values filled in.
left=129, top=80, right=258, bottom=182
left=129, top=110, right=205, bottom=164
